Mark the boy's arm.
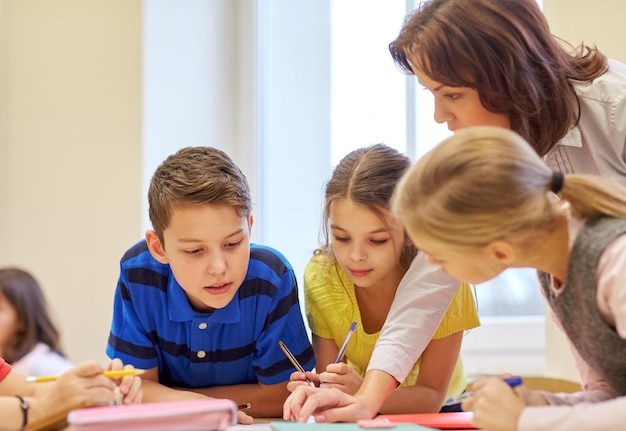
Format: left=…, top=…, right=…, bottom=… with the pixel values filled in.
left=140, top=367, right=208, bottom=403
left=182, top=381, right=290, bottom=417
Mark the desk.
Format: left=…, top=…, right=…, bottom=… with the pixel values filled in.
left=230, top=418, right=481, bottom=431
left=257, top=421, right=479, bottom=431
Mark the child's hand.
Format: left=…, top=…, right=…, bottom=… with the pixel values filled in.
left=35, top=361, right=116, bottom=409
left=106, top=358, right=143, bottom=405
left=287, top=371, right=321, bottom=392
left=237, top=409, right=254, bottom=424
left=283, top=386, right=373, bottom=423
left=318, top=362, right=362, bottom=395
left=462, top=376, right=525, bottom=431
left=516, top=385, right=549, bottom=406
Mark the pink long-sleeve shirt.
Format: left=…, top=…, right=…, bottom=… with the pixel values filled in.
left=519, top=212, right=626, bottom=431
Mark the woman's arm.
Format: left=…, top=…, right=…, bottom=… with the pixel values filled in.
left=368, top=254, right=459, bottom=383
left=379, top=332, right=462, bottom=413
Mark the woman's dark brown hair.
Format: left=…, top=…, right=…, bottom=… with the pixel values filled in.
left=389, top=0, right=607, bottom=156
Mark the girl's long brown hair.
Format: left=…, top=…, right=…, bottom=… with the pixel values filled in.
left=0, top=268, right=67, bottom=363
left=318, top=144, right=416, bottom=271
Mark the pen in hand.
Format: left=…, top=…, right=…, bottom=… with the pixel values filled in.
left=279, top=341, right=316, bottom=387
left=334, top=321, right=357, bottom=363
left=443, top=376, right=523, bottom=406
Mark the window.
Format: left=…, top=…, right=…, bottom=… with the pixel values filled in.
left=328, top=0, right=547, bottom=376
left=327, top=0, right=547, bottom=376
left=329, top=0, right=544, bottom=317
left=143, top=0, right=547, bottom=377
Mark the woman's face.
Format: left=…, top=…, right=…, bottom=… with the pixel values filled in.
left=415, top=68, right=510, bottom=132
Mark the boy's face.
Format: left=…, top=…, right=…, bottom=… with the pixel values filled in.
left=146, top=204, right=252, bottom=312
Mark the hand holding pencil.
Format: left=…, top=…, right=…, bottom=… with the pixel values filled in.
left=461, top=376, right=526, bottom=431
left=280, top=341, right=317, bottom=388
left=106, top=358, right=144, bottom=405
left=316, top=322, right=359, bottom=392
left=26, top=360, right=144, bottom=427
left=26, top=368, right=146, bottom=383
left=28, top=363, right=145, bottom=406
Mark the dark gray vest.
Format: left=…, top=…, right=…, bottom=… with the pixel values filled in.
left=540, top=217, right=626, bottom=395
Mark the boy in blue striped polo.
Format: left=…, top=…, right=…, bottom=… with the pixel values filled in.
left=106, top=146, right=315, bottom=419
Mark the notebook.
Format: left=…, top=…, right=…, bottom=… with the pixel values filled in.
left=270, top=422, right=436, bottom=431
left=67, top=398, right=238, bottom=431
left=376, top=413, right=476, bottom=430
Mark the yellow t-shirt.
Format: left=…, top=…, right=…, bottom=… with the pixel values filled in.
left=304, top=254, right=480, bottom=399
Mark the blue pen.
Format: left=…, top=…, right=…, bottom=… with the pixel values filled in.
left=334, top=321, right=357, bottom=363
left=443, top=376, right=523, bottom=406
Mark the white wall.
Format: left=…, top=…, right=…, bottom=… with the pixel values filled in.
left=542, top=0, right=626, bottom=381
left=0, top=0, right=142, bottom=363
left=142, top=0, right=261, bottom=232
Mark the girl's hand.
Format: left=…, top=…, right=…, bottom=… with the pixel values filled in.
left=462, top=377, right=525, bottom=431
left=106, top=358, right=143, bottom=405
left=287, top=371, right=321, bottom=392
left=283, top=386, right=372, bottom=423
left=237, top=410, right=254, bottom=424
left=319, top=362, right=363, bottom=395
left=32, top=361, right=117, bottom=421
left=516, top=385, right=548, bottom=406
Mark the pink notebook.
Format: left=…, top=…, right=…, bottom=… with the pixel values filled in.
left=67, top=398, right=238, bottom=431
left=376, top=412, right=476, bottom=430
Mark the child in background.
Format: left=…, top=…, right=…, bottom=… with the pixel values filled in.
left=289, top=144, right=479, bottom=413
left=0, top=267, right=74, bottom=376
left=0, top=357, right=142, bottom=430
left=106, top=146, right=314, bottom=420
left=391, top=126, right=626, bottom=431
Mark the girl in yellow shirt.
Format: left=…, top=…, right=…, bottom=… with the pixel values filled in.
left=288, top=144, right=479, bottom=413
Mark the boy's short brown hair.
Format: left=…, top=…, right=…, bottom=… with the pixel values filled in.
left=148, top=146, right=251, bottom=242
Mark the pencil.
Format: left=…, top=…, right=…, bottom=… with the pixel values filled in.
left=278, top=340, right=315, bottom=387
left=25, top=368, right=146, bottom=383
left=334, top=321, right=357, bottom=363
left=443, top=376, right=523, bottom=406
left=238, top=403, right=251, bottom=410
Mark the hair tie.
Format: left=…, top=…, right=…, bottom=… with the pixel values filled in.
left=550, top=171, right=564, bottom=194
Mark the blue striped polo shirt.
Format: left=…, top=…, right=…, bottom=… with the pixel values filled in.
left=106, top=240, right=315, bottom=387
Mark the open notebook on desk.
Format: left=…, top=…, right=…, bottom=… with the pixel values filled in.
left=376, top=413, right=475, bottom=430
left=270, top=422, right=436, bottom=431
